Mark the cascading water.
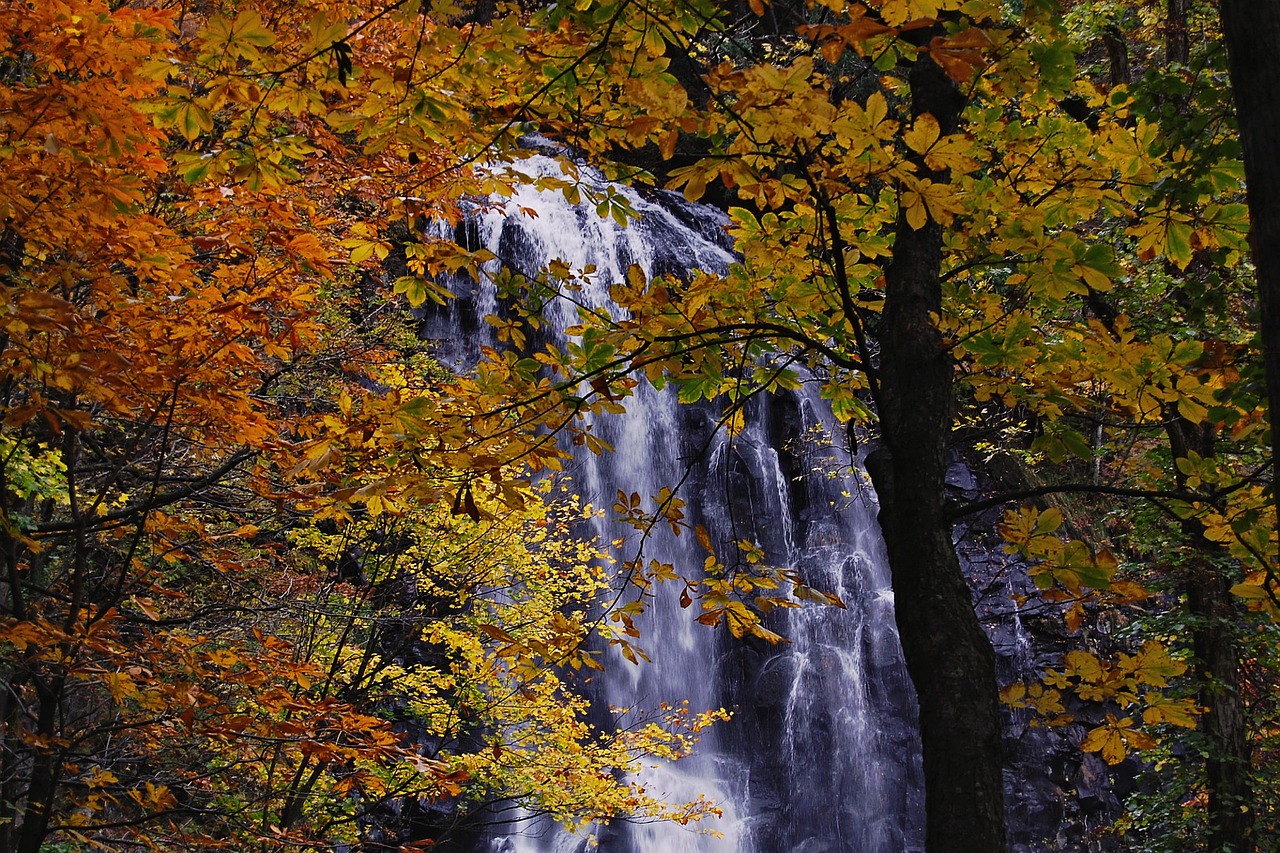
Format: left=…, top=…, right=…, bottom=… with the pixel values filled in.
left=420, top=149, right=924, bottom=853
left=699, top=387, right=924, bottom=853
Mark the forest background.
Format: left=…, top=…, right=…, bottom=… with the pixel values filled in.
left=1, top=0, right=1278, bottom=851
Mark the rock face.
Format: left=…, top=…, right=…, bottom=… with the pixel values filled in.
left=947, top=453, right=1130, bottom=853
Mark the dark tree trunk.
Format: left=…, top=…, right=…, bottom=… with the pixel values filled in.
left=1187, top=566, right=1254, bottom=851
left=1103, top=24, right=1130, bottom=88
left=1163, top=5, right=1257, bottom=845
left=1167, top=416, right=1254, bottom=851
left=1167, top=0, right=1191, bottom=65
left=15, top=675, right=63, bottom=853
left=1220, top=1, right=1280, bottom=553
left=865, top=42, right=1006, bottom=853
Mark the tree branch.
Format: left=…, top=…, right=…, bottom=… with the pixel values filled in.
left=32, top=449, right=256, bottom=536
left=946, top=481, right=1223, bottom=521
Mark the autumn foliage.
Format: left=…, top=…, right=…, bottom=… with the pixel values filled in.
left=0, top=1, right=727, bottom=850
left=2, top=0, right=1279, bottom=850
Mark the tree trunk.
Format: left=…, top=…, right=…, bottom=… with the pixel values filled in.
left=1187, top=566, right=1253, bottom=851
left=1102, top=25, right=1130, bottom=88
left=1167, top=0, right=1191, bottom=65
left=1161, top=5, right=1257, bottom=844
left=1219, top=1, right=1280, bottom=555
left=866, top=42, right=1007, bottom=853
left=15, top=675, right=63, bottom=853
left=1167, top=416, right=1254, bottom=851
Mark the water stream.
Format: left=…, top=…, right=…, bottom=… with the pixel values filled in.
left=421, top=151, right=924, bottom=853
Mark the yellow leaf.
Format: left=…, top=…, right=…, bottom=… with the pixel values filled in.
left=1141, top=694, right=1200, bottom=729
left=207, top=649, right=240, bottom=668
left=922, top=132, right=979, bottom=172
left=1063, top=650, right=1104, bottom=683
left=1231, top=581, right=1275, bottom=601
left=1082, top=723, right=1126, bottom=765
left=913, top=178, right=963, bottom=225
left=866, top=91, right=889, bottom=129
left=999, top=682, right=1027, bottom=707
left=1176, top=394, right=1209, bottom=423
left=1037, top=507, right=1064, bottom=533
left=1125, top=641, right=1187, bottom=688
left=901, top=188, right=928, bottom=230
left=875, top=0, right=940, bottom=27
left=905, top=113, right=941, bottom=155
left=1081, top=715, right=1158, bottom=765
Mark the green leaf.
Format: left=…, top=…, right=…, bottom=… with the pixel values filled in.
left=1165, top=220, right=1194, bottom=269
left=173, top=151, right=218, bottom=184
left=676, top=373, right=719, bottom=403
left=1029, top=40, right=1076, bottom=94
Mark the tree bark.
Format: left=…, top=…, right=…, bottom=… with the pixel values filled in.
left=1219, top=0, right=1280, bottom=557
left=1167, top=0, right=1191, bottom=65
left=1162, top=5, right=1257, bottom=844
left=1167, top=416, right=1254, bottom=851
left=1103, top=24, right=1130, bottom=88
left=866, top=43, right=1007, bottom=853
left=1187, top=566, right=1253, bottom=851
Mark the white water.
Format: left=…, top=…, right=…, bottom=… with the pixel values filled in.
left=421, top=151, right=923, bottom=853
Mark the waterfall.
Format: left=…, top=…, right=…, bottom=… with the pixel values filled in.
left=420, top=150, right=924, bottom=853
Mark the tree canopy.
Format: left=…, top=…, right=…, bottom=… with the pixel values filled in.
left=1, top=0, right=1278, bottom=851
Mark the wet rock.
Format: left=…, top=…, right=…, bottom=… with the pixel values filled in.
left=946, top=461, right=980, bottom=494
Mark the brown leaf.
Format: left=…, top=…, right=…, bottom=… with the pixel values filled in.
left=928, top=28, right=995, bottom=82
